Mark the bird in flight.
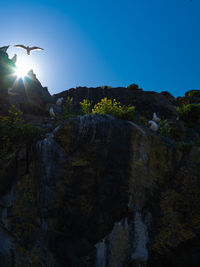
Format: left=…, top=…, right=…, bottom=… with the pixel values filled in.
left=14, top=45, right=44, bottom=55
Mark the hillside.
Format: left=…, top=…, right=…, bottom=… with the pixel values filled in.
left=0, top=50, right=200, bottom=267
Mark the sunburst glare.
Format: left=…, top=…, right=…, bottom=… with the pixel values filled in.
left=14, top=55, right=40, bottom=79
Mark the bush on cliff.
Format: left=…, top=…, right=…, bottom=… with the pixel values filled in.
left=177, top=104, right=200, bottom=127
left=80, top=98, right=136, bottom=121
left=0, top=105, right=43, bottom=156
left=80, top=99, right=92, bottom=114
left=63, top=97, right=75, bottom=119
left=158, top=120, right=171, bottom=138
left=91, top=98, right=123, bottom=116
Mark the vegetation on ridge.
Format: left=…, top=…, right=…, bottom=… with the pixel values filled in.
left=80, top=97, right=136, bottom=121
left=0, top=105, right=43, bottom=156
left=176, top=103, right=200, bottom=126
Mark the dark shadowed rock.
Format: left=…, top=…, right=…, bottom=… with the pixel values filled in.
left=177, top=89, right=200, bottom=106
left=0, top=51, right=53, bottom=116
left=160, top=91, right=176, bottom=104
left=0, top=114, right=200, bottom=266
left=0, top=51, right=17, bottom=101
left=1, top=48, right=200, bottom=266
left=185, top=89, right=200, bottom=97
left=55, top=86, right=178, bottom=120
left=8, top=70, right=53, bottom=115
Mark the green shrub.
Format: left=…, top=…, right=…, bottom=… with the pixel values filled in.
left=80, top=99, right=92, bottom=114
left=91, top=97, right=136, bottom=121
left=0, top=105, right=43, bottom=156
left=92, top=98, right=122, bottom=116
left=120, top=106, right=136, bottom=121
left=176, top=104, right=200, bottom=127
left=159, top=120, right=171, bottom=138
left=62, top=97, right=74, bottom=119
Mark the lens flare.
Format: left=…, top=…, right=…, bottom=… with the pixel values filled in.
left=15, top=62, right=29, bottom=78
left=14, top=55, right=39, bottom=79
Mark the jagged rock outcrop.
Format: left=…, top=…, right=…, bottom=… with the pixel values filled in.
left=9, top=71, right=53, bottom=115
left=0, top=51, right=52, bottom=116
left=0, top=51, right=17, bottom=100
left=0, top=114, right=200, bottom=266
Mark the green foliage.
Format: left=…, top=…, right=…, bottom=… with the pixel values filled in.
left=62, top=97, right=74, bottom=119
left=127, top=83, right=139, bottom=90
left=92, top=98, right=123, bottom=116
left=176, top=104, right=200, bottom=127
left=187, top=90, right=200, bottom=97
left=120, top=106, right=136, bottom=121
left=80, top=99, right=92, bottom=114
left=0, top=105, right=43, bottom=156
left=159, top=120, right=171, bottom=138
left=91, top=97, right=136, bottom=121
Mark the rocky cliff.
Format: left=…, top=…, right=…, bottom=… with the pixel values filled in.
left=0, top=50, right=200, bottom=267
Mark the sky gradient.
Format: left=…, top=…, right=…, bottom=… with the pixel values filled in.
left=0, top=0, right=200, bottom=96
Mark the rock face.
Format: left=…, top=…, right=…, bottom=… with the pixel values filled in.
left=55, top=86, right=178, bottom=120
left=9, top=71, right=53, bottom=115
left=0, top=50, right=17, bottom=100
left=0, top=51, right=52, bottom=116
left=0, top=114, right=200, bottom=266
left=1, top=50, right=200, bottom=266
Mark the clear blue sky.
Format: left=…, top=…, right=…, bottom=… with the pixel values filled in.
left=0, top=0, right=199, bottom=96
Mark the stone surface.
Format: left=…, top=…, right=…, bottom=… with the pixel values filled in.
left=55, top=86, right=178, bottom=120
left=0, top=50, right=17, bottom=101
left=0, top=51, right=53, bottom=116
left=0, top=114, right=200, bottom=266
left=0, top=50, right=200, bottom=266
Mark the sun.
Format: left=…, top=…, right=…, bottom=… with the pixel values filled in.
left=15, top=60, right=32, bottom=78
left=14, top=55, right=39, bottom=79
left=15, top=62, right=29, bottom=78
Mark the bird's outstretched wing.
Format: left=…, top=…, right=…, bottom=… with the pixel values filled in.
left=14, top=45, right=27, bottom=49
left=30, top=46, right=44, bottom=51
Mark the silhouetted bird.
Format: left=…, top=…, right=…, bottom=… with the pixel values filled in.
left=11, top=54, right=17, bottom=63
left=0, top=45, right=10, bottom=52
left=14, top=45, right=44, bottom=55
